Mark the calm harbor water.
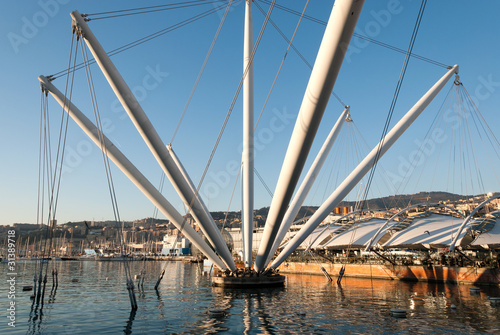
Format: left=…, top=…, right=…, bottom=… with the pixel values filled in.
left=1, top=260, right=499, bottom=334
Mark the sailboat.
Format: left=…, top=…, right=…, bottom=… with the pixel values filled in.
left=61, top=228, right=78, bottom=260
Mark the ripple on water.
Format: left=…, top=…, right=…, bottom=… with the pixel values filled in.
left=1, top=261, right=499, bottom=334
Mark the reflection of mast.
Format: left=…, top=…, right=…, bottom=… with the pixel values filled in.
left=243, top=293, right=252, bottom=335
left=255, top=0, right=365, bottom=272
left=242, top=0, right=254, bottom=269
left=254, top=292, right=274, bottom=335
left=208, top=289, right=276, bottom=334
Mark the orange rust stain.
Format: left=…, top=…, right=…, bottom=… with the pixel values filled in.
left=278, top=262, right=500, bottom=285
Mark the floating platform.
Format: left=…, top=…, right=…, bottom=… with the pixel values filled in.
left=212, top=274, right=286, bottom=288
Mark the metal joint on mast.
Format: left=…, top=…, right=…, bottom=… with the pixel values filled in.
left=72, top=18, right=83, bottom=38
left=345, top=106, right=352, bottom=122
left=40, top=83, right=48, bottom=95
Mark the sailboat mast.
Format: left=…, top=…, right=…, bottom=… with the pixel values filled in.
left=242, top=0, right=255, bottom=269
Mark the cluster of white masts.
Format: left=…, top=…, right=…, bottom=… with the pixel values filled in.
left=39, top=0, right=459, bottom=274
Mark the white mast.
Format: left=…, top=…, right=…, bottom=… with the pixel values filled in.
left=242, top=0, right=254, bottom=269
left=254, top=0, right=365, bottom=272
left=269, top=65, right=460, bottom=270
left=265, top=107, right=349, bottom=265
left=38, top=75, right=228, bottom=271
left=70, top=11, right=236, bottom=272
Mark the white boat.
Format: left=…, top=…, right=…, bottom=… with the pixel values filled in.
left=160, top=234, right=191, bottom=257
left=79, top=249, right=98, bottom=261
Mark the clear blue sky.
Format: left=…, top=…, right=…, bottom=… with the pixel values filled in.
left=1, top=0, right=499, bottom=225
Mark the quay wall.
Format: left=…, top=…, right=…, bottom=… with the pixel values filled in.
left=278, top=262, right=500, bottom=286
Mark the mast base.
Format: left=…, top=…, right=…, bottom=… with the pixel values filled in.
left=211, top=272, right=285, bottom=288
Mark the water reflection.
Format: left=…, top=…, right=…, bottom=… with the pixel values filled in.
left=3, top=261, right=499, bottom=334
left=123, top=309, right=136, bottom=335
left=206, top=287, right=285, bottom=334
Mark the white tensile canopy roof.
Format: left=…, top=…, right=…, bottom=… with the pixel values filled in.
left=281, top=212, right=499, bottom=252
left=470, top=213, right=500, bottom=248
left=381, top=214, right=467, bottom=249
left=279, top=224, right=342, bottom=251
left=302, top=224, right=342, bottom=250
left=321, top=218, right=388, bottom=250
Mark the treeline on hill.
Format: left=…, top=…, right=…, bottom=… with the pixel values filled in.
left=213, top=191, right=483, bottom=219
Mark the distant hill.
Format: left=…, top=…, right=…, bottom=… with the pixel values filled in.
left=48, top=192, right=493, bottom=227
left=241, top=191, right=485, bottom=218
left=335, top=191, right=476, bottom=210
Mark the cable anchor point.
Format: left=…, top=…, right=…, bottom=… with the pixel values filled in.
left=345, top=106, right=352, bottom=122
left=40, top=81, right=49, bottom=96
left=72, top=20, right=84, bottom=39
